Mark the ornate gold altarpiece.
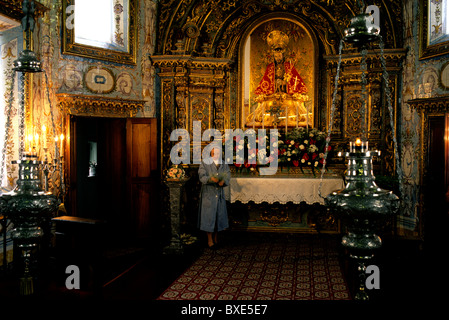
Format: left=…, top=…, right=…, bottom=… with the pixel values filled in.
left=152, top=0, right=405, bottom=233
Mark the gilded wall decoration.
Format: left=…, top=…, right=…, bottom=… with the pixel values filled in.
left=84, top=67, right=116, bottom=94
left=56, top=93, right=144, bottom=118
left=0, top=36, right=20, bottom=189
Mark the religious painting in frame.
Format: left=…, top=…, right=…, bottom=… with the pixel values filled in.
left=419, top=0, right=449, bottom=60
left=62, top=0, right=138, bottom=65
left=241, top=18, right=316, bottom=129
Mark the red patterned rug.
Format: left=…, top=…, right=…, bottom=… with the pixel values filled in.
left=158, top=233, right=351, bottom=300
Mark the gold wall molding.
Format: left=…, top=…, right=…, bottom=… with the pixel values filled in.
left=0, top=0, right=48, bottom=22
left=56, top=93, right=145, bottom=118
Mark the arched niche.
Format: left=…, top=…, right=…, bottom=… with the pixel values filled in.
left=237, top=14, right=319, bottom=130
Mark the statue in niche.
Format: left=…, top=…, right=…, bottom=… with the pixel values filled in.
left=246, top=30, right=311, bottom=128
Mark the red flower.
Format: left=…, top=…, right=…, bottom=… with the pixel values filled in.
left=302, top=153, right=309, bottom=161
left=312, top=153, right=318, bottom=160
left=235, top=163, right=241, bottom=168
left=293, top=160, right=299, bottom=167
left=244, top=162, right=251, bottom=168
left=326, top=145, right=332, bottom=152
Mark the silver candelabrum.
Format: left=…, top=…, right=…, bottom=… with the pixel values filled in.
left=0, top=153, right=60, bottom=295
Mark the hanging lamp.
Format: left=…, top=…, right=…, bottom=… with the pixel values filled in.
left=319, top=2, right=401, bottom=301
left=0, top=0, right=59, bottom=296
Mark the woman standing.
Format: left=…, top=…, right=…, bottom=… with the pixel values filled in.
left=198, top=147, right=230, bottom=249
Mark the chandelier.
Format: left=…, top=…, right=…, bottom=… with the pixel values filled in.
left=319, top=3, right=402, bottom=301
left=0, top=0, right=61, bottom=296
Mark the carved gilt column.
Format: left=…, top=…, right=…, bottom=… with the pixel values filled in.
left=324, top=48, right=406, bottom=175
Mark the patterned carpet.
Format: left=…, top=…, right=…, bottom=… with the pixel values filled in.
left=158, top=233, right=351, bottom=300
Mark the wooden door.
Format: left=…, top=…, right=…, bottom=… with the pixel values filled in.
left=126, top=118, right=159, bottom=239
left=68, top=117, right=159, bottom=240
left=426, top=116, right=447, bottom=243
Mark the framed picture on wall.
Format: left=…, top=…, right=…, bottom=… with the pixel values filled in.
left=419, top=0, right=449, bottom=60
left=62, top=0, right=137, bottom=65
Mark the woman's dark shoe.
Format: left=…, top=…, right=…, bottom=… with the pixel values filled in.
left=207, top=243, right=216, bottom=250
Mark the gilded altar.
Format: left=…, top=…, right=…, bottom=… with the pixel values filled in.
left=152, top=0, right=406, bottom=232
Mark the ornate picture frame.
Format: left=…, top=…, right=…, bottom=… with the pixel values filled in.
left=419, top=0, right=449, bottom=60
left=62, top=0, right=138, bottom=65
left=240, top=16, right=318, bottom=129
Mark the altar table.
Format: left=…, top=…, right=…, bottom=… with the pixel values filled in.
left=228, top=174, right=345, bottom=205
left=225, top=174, right=345, bottom=233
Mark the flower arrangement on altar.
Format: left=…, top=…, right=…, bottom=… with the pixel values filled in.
left=165, top=164, right=187, bottom=180
left=277, top=127, right=330, bottom=174
left=227, top=127, right=330, bottom=175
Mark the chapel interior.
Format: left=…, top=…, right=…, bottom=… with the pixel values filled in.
left=0, top=0, right=448, bottom=303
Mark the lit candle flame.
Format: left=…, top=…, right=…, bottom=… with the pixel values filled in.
left=355, top=138, right=362, bottom=146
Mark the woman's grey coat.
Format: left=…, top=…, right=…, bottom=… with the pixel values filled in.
left=197, top=160, right=230, bottom=232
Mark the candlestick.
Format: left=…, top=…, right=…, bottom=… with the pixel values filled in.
left=27, top=134, right=33, bottom=153
left=350, top=138, right=369, bottom=153
left=60, top=134, right=64, bottom=154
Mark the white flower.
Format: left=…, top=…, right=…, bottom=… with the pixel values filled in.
left=314, top=161, right=318, bottom=166
left=309, top=133, right=314, bottom=137
left=290, top=140, right=295, bottom=145
left=287, top=158, right=291, bottom=161
left=301, top=159, right=306, bottom=163
left=308, top=145, right=318, bottom=153
left=273, top=142, right=278, bottom=147
left=304, top=140, right=308, bottom=144
left=238, top=145, right=244, bottom=150
left=299, top=144, right=305, bottom=150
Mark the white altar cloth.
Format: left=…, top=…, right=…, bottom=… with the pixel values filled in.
left=228, top=175, right=344, bottom=205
